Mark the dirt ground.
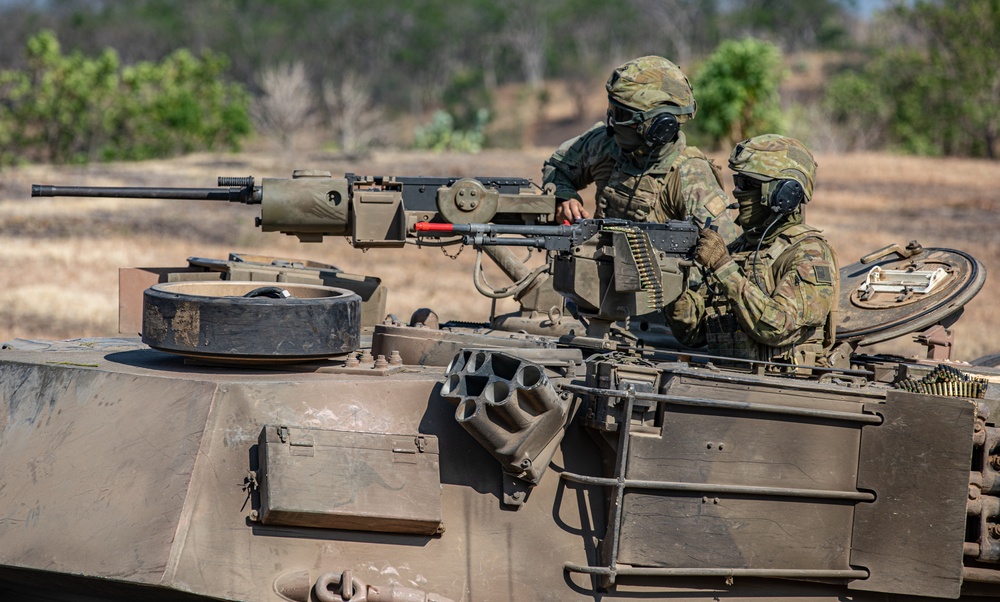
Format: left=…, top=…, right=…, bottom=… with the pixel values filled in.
left=2, top=147, right=999, bottom=361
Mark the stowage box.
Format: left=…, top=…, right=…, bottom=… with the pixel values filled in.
left=257, top=425, right=443, bottom=535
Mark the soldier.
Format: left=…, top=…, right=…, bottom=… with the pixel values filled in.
left=665, top=134, right=843, bottom=370
left=542, top=55, right=739, bottom=245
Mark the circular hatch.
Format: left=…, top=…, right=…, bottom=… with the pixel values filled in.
left=836, top=242, right=986, bottom=346
left=142, top=281, right=361, bottom=362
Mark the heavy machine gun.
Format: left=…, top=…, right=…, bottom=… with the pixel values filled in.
left=33, top=171, right=571, bottom=339
left=32, top=172, right=557, bottom=245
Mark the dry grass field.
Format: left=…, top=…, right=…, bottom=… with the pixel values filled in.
left=2, top=147, right=999, bottom=361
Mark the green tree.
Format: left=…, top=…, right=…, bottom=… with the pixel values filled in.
left=823, top=0, right=999, bottom=158
left=690, top=38, right=786, bottom=149
left=110, top=48, right=251, bottom=160
left=906, top=0, right=1000, bottom=158
left=727, top=0, right=854, bottom=51
left=0, top=30, right=120, bottom=164
left=413, top=109, right=488, bottom=153
left=0, top=30, right=250, bottom=165
left=822, top=70, right=892, bottom=151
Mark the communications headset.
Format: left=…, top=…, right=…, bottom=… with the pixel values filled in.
left=764, top=177, right=806, bottom=215
left=747, top=171, right=809, bottom=290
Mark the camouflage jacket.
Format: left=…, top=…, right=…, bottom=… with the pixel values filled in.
left=542, top=124, right=739, bottom=244
left=667, top=224, right=839, bottom=367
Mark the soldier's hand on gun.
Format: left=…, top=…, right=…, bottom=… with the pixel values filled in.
left=555, top=198, right=590, bottom=223
left=694, top=226, right=731, bottom=271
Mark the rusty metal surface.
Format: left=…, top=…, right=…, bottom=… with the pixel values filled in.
left=0, top=356, right=217, bottom=583
left=0, top=345, right=601, bottom=601
left=2, top=340, right=998, bottom=600
left=119, top=267, right=208, bottom=335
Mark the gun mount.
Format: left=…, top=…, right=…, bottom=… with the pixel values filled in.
left=3, top=170, right=998, bottom=602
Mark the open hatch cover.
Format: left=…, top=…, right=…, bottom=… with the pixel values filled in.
left=836, top=241, right=986, bottom=347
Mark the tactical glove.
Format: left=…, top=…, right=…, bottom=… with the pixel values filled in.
left=694, top=227, right=731, bottom=271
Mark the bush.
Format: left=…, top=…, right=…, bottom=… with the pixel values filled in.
left=689, top=38, right=785, bottom=150
left=821, top=70, right=891, bottom=151
left=413, top=109, right=489, bottom=153
left=821, top=2, right=1000, bottom=159
left=0, top=31, right=120, bottom=164
left=0, top=31, right=251, bottom=165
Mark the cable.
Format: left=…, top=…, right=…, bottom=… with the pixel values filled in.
left=751, top=213, right=785, bottom=291
left=471, top=247, right=550, bottom=299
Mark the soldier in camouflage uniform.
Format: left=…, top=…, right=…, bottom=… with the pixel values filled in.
left=542, top=56, right=739, bottom=245
left=665, top=134, right=843, bottom=370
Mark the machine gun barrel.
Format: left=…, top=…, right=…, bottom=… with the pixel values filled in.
left=415, top=221, right=578, bottom=249
left=415, top=218, right=698, bottom=254
left=31, top=177, right=260, bottom=204
left=415, top=222, right=576, bottom=236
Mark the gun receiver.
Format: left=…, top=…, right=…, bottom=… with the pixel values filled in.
left=31, top=172, right=556, bottom=247
left=417, top=219, right=698, bottom=340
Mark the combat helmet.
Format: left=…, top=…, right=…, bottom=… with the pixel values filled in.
left=729, top=134, right=817, bottom=201
left=605, top=56, right=697, bottom=122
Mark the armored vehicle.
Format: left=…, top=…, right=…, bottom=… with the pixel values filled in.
left=2, top=171, right=998, bottom=601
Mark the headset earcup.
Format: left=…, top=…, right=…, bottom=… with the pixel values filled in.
left=768, top=179, right=805, bottom=214
left=642, top=112, right=679, bottom=147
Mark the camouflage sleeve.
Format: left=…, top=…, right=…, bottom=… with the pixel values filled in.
left=663, top=288, right=707, bottom=348
left=712, top=238, right=837, bottom=347
left=677, top=157, right=739, bottom=245
left=541, top=122, right=617, bottom=203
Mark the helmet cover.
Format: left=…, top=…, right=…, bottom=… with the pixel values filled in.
left=606, top=56, right=696, bottom=121
left=728, top=134, right=817, bottom=200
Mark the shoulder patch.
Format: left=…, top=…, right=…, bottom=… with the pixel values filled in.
left=813, top=264, right=832, bottom=284
left=704, top=193, right=727, bottom=217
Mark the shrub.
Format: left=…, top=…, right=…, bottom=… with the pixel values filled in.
left=690, top=38, right=786, bottom=150
left=0, top=31, right=251, bottom=165
left=413, top=109, right=489, bottom=153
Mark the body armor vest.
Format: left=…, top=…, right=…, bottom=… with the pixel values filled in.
left=704, top=224, right=837, bottom=371
left=596, top=146, right=722, bottom=222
